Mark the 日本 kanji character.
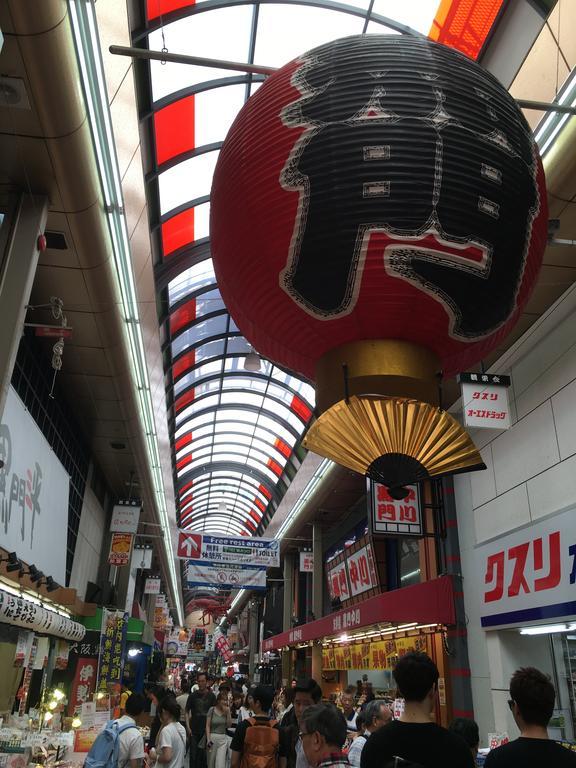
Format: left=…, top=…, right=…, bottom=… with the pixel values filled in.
left=279, top=36, right=538, bottom=338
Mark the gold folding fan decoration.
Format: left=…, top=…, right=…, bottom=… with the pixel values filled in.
left=303, top=395, right=486, bottom=493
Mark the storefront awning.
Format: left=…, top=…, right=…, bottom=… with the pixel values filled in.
left=263, top=576, right=455, bottom=652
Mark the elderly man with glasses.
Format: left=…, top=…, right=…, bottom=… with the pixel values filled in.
left=298, top=704, right=349, bottom=768
left=347, top=701, right=391, bottom=768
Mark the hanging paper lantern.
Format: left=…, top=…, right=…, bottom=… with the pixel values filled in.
left=211, top=34, right=547, bottom=492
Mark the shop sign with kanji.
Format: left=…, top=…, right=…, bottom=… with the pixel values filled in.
left=108, top=533, right=133, bottom=566
left=459, top=372, right=511, bottom=430
left=69, top=657, right=98, bottom=715
left=347, top=544, right=378, bottom=597
left=299, top=551, right=314, bottom=573
left=97, top=610, right=128, bottom=689
left=371, top=482, right=423, bottom=537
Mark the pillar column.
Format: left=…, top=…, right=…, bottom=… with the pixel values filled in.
left=0, top=193, right=48, bottom=417
left=311, top=523, right=323, bottom=682
left=282, top=552, right=295, bottom=684
left=248, top=596, right=260, bottom=679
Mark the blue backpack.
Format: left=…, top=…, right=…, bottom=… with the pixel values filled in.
left=84, top=720, right=138, bottom=768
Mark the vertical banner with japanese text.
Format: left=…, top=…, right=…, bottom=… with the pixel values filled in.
left=97, top=610, right=128, bottom=690
left=69, top=657, right=98, bottom=715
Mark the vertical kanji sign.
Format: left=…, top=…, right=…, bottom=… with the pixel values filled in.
left=371, top=481, right=423, bottom=537
left=69, top=657, right=98, bottom=714
left=97, top=610, right=128, bottom=689
left=347, top=544, right=379, bottom=596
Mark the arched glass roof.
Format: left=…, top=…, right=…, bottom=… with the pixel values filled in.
left=134, top=0, right=503, bottom=606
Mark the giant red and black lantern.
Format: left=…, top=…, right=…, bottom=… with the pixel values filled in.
left=211, top=34, right=548, bottom=493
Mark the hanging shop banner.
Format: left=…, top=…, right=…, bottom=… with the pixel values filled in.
left=0, top=588, right=85, bottom=640
left=144, top=577, right=161, bottom=594
left=14, top=630, right=34, bottom=667
left=186, top=561, right=267, bottom=591
left=0, top=386, right=70, bottom=583
left=69, top=657, right=98, bottom=715
left=55, top=639, right=70, bottom=670
left=477, top=506, right=576, bottom=629
left=371, top=482, right=423, bottom=537
left=133, top=546, right=153, bottom=570
left=205, top=633, right=215, bottom=652
left=110, top=501, right=141, bottom=533
left=108, top=533, right=133, bottom=566
left=165, top=628, right=190, bottom=656
left=177, top=531, right=280, bottom=567
left=370, top=641, right=387, bottom=670
left=347, top=544, right=379, bottom=597
left=97, top=610, right=128, bottom=690
left=299, top=551, right=314, bottom=573
left=153, top=606, right=169, bottom=629
left=327, top=560, right=350, bottom=602
left=213, top=627, right=232, bottom=662
left=460, top=372, right=511, bottom=430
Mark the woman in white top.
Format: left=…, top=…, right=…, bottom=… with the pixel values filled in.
left=150, top=698, right=187, bottom=768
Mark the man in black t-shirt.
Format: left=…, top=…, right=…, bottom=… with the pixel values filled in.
left=485, top=666, right=576, bottom=767
left=186, top=672, right=217, bottom=768
left=361, top=653, right=473, bottom=768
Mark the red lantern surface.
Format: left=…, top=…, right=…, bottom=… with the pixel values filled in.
left=211, top=35, right=547, bottom=381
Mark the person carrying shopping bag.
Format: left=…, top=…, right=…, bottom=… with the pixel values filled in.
left=206, top=692, right=233, bottom=768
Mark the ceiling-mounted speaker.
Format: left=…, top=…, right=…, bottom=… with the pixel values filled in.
left=0, top=77, right=31, bottom=110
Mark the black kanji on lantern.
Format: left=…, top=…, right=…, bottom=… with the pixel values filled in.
left=280, top=36, right=541, bottom=338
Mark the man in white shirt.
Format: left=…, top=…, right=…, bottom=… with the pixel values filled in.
left=117, top=694, right=146, bottom=768
left=347, top=700, right=391, bottom=767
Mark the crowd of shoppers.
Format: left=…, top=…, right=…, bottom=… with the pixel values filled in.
left=88, top=652, right=576, bottom=768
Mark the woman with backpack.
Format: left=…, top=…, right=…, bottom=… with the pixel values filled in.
left=206, top=692, right=232, bottom=768
left=149, top=698, right=188, bottom=768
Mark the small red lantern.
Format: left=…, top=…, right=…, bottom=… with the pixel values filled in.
left=211, top=35, right=547, bottom=491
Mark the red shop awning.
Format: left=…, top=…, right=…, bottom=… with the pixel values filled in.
left=263, top=576, right=455, bottom=652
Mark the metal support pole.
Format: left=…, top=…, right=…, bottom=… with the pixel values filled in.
left=516, top=98, right=576, bottom=116
left=311, top=524, right=323, bottom=682
left=282, top=553, right=295, bottom=684
left=109, top=45, right=276, bottom=75
left=248, top=597, right=259, bottom=679
left=109, top=47, right=576, bottom=119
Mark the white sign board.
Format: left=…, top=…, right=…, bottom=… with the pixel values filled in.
left=186, top=560, right=266, bottom=591
left=299, top=551, right=314, bottom=572
left=477, top=506, right=576, bottom=629
left=0, top=387, right=70, bottom=583
left=460, top=372, right=511, bottom=430
left=371, top=482, right=423, bottom=536
left=205, top=633, right=215, bottom=652
left=177, top=531, right=280, bottom=567
left=110, top=503, right=141, bottom=533
left=144, top=577, right=161, bottom=594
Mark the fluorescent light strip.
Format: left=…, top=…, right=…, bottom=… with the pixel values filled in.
left=68, top=1, right=183, bottom=625
left=275, top=458, right=336, bottom=540
left=533, top=68, right=576, bottom=157
left=0, top=578, right=72, bottom=617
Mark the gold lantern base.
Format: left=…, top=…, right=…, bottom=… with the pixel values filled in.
left=303, top=395, right=485, bottom=493
left=315, top=339, right=441, bottom=414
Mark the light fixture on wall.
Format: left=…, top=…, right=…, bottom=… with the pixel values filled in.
left=519, top=623, right=576, bottom=635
